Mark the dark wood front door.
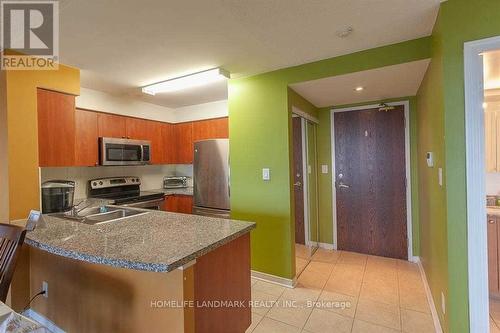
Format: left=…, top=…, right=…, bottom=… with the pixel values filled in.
left=293, top=117, right=305, bottom=245
left=334, top=106, right=407, bottom=259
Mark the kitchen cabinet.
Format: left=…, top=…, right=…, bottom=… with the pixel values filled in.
left=485, top=109, right=500, bottom=172
left=192, top=117, right=229, bottom=142
left=97, top=113, right=127, bottom=138
left=125, top=118, right=149, bottom=140
left=163, top=123, right=176, bottom=164
left=37, top=89, right=76, bottom=167
left=75, top=109, right=99, bottom=166
left=38, top=95, right=228, bottom=167
left=173, top=122, right=194, bottom=164
left=489, top=214, right=500, bottom=295
left=164, top=195, right=193, bottom=214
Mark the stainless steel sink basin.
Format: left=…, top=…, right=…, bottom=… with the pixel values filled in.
left=51, top=206, right=148, bottom=225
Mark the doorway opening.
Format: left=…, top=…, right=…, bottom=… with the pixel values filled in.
left=291, top=111, right=319, bottom=278
left=464, top=36, right=500, bottom=332
left=330, top=102, right=413, bottom=260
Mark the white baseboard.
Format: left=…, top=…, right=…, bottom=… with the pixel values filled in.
left=23, top=309, right=65, bottom=333
left=409, top=255, right=420, bottom=263
left=415, top=257, right=443, bottom=333
left=251, top=270, right=296, bottom=288
left=317, top=242, right=335, bottom=250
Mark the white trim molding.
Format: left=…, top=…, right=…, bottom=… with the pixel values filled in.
left=330, top=101, right=413, bottom=260
left=292, top=106, right=319, bottom=124
left=251, top=270, right=296, bottom=288
left=318, top=242, right=335, bottom=250
left=416, top=258, right=443, bottom=333
left=464, top=35, right=500, bottom=333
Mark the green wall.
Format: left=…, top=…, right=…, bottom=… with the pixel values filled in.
left=416, top=1, right=500, bottom=332
left=229, top=37, right=431, bottom=280
left=316, top=97, right=420, bottom=254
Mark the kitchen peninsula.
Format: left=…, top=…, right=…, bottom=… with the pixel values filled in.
left=14, top=209, right=255, bottom=333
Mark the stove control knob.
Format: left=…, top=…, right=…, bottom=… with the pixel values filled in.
left=93, top=182, right=97, bottom=187
left=135, top=178, right=139, bottom=182
left=131, top=179, right=135, bottom=182
left=99, top=181, right=103, bottom=185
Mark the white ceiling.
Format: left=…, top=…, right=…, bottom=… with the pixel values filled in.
left=59, top=0, right=440, bottom=108
left=289, top=59, right=430, bottom=107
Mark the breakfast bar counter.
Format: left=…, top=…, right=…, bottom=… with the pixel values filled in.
left=14, top=209, right=255, bottom=333
left=14, top=208, right=254, bottom=272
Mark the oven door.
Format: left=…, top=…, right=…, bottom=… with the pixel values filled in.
left=119, top=198, right=165, bottom=210
left=99, top=137, right=151, bottom=166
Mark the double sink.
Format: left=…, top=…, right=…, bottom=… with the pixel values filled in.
left=52, top=206, right=148, bottom=225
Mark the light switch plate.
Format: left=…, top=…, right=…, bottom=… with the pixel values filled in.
left=308, top=165, right=312, bottom=174
left=321, top=165, right=328, bottom=174
left=262, top=168, right=270, bottom=181
left=438, top=168, right=443, bottom=186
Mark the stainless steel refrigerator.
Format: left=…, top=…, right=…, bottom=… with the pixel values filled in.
left=193, top=139, right=230, bottom=218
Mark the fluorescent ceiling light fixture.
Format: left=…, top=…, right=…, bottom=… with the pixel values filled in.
left=355, top=86, right=364, bottom=92
left=483, top=102, right=488, bottom=109
left=142, top=68, right=229, bottom=95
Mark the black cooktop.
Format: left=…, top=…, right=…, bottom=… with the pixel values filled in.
left=89, top=190, right=164, bottom=204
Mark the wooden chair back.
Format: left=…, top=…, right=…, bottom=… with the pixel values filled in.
left=0, top=224, right=26, bottom=302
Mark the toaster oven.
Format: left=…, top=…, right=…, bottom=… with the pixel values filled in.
left=163, top=176, right=188, bottom=189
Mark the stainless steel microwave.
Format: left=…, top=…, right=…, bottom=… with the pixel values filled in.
left=99, top=137, right=151, bottom=166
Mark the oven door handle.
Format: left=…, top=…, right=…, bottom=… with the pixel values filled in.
left=119, top=198, right=165, bottom=208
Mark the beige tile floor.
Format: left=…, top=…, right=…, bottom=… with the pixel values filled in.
left=296, top=243, right=315, bottom=277
left=248, top=249, right=436, bottom=333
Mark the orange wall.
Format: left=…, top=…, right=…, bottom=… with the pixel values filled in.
left=6, top=65, right=80, bottom=219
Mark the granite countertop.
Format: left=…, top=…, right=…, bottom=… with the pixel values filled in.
left=13, top=208, right=254, bottom=273
left=153, top=187, right=193, bottom=196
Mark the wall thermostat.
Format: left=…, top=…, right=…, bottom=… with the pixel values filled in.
left=426, top=152, right=434, bottom=168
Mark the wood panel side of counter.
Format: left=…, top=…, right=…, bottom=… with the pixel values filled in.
left=29, top=248, right=187, bottom=333
left=194, top=233, right=251, bottom=333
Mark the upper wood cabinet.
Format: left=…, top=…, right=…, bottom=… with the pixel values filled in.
left=192, top=118, right=229, bottom=142
left=37, top=89, right=76, bottom=167
left=163, top=123, right=176, bottom=164
left=97, top=113, right=127, bottom=138
left=125, top=118, right=149, bottom=140
left=149, top=121, right=167, bottom=165
left=38, top=95, right=228, bottom=167
left=486, top=109, right=500, bottom=172
left=173, top=122, right=194, bottom=164
left=75, top=109, right=99, bottom=166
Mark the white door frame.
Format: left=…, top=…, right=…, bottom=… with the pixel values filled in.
left=464, top=35, right=500, bottom=333
left=301, top=117, right=312, bottom=246
left=330, top=101, right=414, bottom=261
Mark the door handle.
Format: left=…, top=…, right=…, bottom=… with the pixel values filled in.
left=294, top=181, right=302, bottom=187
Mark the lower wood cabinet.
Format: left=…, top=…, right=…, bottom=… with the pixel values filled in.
left=164, top=195, right=193, bottom=214
left=489, top=214, right=500, bottom=295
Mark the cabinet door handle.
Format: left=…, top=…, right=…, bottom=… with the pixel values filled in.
left=489, top=220, right=496, bottom=224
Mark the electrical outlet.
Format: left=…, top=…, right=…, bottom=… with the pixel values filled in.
left=441, top=292, right=445, bottom=314
left=42, top=281, right=48, bottom=298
